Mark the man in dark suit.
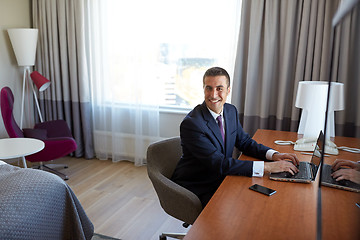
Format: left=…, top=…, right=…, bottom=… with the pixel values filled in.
left=172, top=67, right=299, bottom=207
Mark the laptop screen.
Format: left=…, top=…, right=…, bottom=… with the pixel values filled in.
left=310, top=131, right=324, bottom=179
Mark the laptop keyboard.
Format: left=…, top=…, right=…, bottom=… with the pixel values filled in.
left=321, top=164, right=353, bottom=187
left=288, top=162, right=310, bottom=179
left=321, top=165, right=336, bottom=183
left=320, top=164, right=360, bottom=192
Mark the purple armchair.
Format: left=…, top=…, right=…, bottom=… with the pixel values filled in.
left=0, top=87, right=77, bottom=180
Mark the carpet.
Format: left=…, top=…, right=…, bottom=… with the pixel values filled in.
left=92, top=233, right=121, bottom=240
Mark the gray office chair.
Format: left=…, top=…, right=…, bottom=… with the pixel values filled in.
left=147, top=137, right=203, bottom=240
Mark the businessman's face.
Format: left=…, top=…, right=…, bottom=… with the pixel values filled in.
left=203, top=75, right=230, bottom=114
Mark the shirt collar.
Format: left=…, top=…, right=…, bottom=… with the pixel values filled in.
left=207, top=107, right=223, bottom=121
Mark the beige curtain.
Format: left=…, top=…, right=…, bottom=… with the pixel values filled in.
left=32, top=0, right=95, bottom=158
left=332, top=3, right=360, bottom=137
left=232, top=0, right=360, bottom=138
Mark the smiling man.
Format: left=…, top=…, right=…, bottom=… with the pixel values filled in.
left=171, top=67, right=299, bottom=207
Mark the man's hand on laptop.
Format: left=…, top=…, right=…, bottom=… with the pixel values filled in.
left=331, top=168, right=360, bottom=184
left=264, top=160, right=299, bottom=175
left=331, top=159, right=360, bottom=184
left=332, top=159, right=360, bottom=171
left=272, top=152, right=299, bottom=166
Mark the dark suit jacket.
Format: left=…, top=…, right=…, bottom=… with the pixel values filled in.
left=171, top=102, right=270, bottom=206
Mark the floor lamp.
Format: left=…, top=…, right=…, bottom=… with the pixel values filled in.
left=8, top=28, right=50, bottom=129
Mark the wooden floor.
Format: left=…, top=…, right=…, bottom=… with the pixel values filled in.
left=44, top=157, right=189, bottom=240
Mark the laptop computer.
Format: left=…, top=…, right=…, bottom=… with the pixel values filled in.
left=319, top=133, right=360, bottom=192
left=269, top=131, right=322, bottom=183
left=270, top=131, right=360, bottom=192
left=321, top=164, right=360, bottom=193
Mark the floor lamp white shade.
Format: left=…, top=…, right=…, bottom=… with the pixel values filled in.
left=295, top=81, right=344, bottom=139
left=7, top=28, right=42, bottom=129
left=7, top=28, right=38, bottom=66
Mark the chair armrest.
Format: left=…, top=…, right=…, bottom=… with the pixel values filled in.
left=148, top=170, right=203, bottom=225
left=23, top=128, right=48, bottom=140
left=35, top=120, right=73, bottom=138
left=26, top=137, right=77, bottom=162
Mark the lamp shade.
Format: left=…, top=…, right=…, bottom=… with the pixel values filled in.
left=30, top=71, right=51, bottom=91
left=295, top=81, right=329, bottom=110
left=328, top=82, right=345, bottom=111
left=7, top=28, right=38, bottom=66
left=295, top=81, right=344, bottom=139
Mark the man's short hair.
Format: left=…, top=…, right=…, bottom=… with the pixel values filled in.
left=203, top=67, right=230, bottom=88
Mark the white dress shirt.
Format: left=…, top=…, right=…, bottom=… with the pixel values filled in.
left=208, top=108, right=276, bottom=177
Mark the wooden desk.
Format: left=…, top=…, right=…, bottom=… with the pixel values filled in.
left=184, top=129, right=360, bottom=240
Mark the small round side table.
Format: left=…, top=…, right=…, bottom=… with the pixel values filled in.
left=0, top=138, right=45, bottom=168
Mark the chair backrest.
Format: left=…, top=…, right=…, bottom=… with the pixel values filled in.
left=147, top=136, right=202, bottom=225
left=0, top=87, right=24, bottom=138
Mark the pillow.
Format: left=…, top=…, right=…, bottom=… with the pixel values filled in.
left=22, top=128, right=48, bottom=140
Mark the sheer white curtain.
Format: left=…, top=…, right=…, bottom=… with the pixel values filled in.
left=85, top=0, right=241, bottom=165
left=85, top=0, right=161, bottom=166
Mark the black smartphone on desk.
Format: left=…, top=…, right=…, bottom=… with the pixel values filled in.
left=249, top=184, right=276, bottom=196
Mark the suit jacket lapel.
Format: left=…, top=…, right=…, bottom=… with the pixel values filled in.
left=200, top=102, right=225, bottom=152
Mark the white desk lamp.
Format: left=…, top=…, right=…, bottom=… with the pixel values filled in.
left=295, top=81, right=344, bottom=140
left=7, top=28, right=50, bottom=129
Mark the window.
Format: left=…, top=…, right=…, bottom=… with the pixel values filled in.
left=92, top=0, right=241, bottom=109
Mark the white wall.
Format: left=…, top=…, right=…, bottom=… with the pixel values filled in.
left=160, top=110, right=186, bottom=137
left=0, top=0, right=32, bottom=138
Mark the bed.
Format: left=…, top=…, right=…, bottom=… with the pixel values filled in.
left=0, top=161, right=94, bottom=239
